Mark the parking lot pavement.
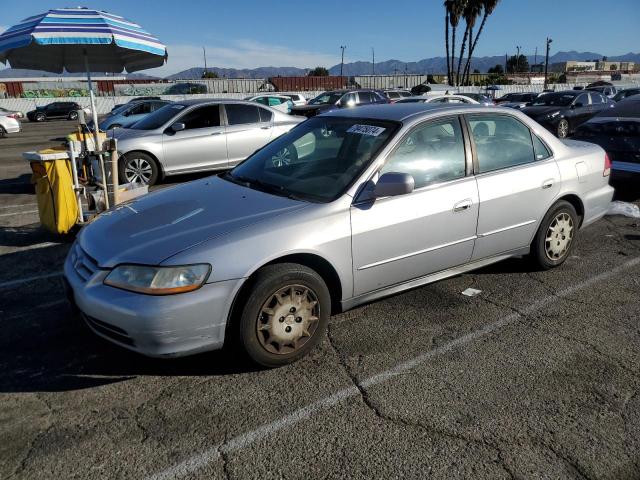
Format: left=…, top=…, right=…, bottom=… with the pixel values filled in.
left=1, top=122, right=639, bottom=479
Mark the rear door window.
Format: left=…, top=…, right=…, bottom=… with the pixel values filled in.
left=468, top=114, right=536, bottom=173
left=225, top=104, right=262, bottom=125
left=258, top=107, right=273, bottom=123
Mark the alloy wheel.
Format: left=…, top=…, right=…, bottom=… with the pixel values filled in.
left=255, top=284, right=320, bottom=355
left=545, top=212, right=574, bottom=260
left=271, top=147, right=292, bottom=167
left=557, top=119, right=569, bottom=138
left=124, top=157, right=153, bottom=184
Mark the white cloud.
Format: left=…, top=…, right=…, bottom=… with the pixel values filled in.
left=146, top=39, right=338, bottom=76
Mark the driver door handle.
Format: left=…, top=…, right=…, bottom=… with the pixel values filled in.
left=211, top=131, right=222, bottom=136
left=453, top=199, right=473, bottom=213
left=542, top=179, right=554, bottom=189
left=260, top=126, right=271, bottom=130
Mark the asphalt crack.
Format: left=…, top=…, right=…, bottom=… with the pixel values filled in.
left=325, top=323, right=516, bottom=479
left=544, top=442, right=593, bottom=480
left=9, top=394, right=54, bottom=479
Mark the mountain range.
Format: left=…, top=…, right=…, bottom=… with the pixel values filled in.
left=1, top=51, right=638, bottom=80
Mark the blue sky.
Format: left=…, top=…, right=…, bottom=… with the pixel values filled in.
left=2, top=0, right=639, bottom=75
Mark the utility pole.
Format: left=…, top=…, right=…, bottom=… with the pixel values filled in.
left=534, top=46, right=538, bottom=68
left=202, top=46, right=207, bottom=76
left=516, top=46, right=521, bottom=73
left=505, top=53, right=508, bottom=74
left=372, top=47, right=375, bottom=75
left=340, top=45, right=346, bottom=77
left=543, top=37, right=553, bottom=90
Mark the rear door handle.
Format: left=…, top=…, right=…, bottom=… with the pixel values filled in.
left=211, top=131, right=222, bottom=136
left=260, top=125, right=271, bottom=130
left=453, top=199, right=473, bottom=213
left=542, top=179, right=554, bottom=189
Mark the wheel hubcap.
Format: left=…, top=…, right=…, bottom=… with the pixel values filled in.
left=256, top=284, right=320, bottom=355
left=271, top=147, right=291, bottom=167
left=545, top=212, right=574, bottom=260
left=558, top=121, right=568, bottom=138
left=125, top=158, right=152, bottom=183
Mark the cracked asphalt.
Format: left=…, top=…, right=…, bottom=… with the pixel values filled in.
left=1, top=121, right=640, bottom=480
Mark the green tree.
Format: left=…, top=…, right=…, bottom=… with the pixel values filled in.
left=201, top=71, right=218, bottom=79
left=506, top=54, right=529, bottom=73
left=487, top=64, right=503, bottom=74
left=462, top=0, right=500, bottom=84
left=308, top=67, right=329, bottom=76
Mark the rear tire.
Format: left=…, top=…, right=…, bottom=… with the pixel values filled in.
left=68, top=111, right=79, bottom=121
left=0, top=126, right=6, bottom=138
left=119, top=152, right=160, bottom=186
left=236, top=263, right=330, bottom=368
left=531, top=200, right=578, bottom=270
left=35, top=113, right=46, bottom=122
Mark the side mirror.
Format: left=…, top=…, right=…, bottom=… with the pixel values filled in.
left=171, top=122, right=186, bottom=132
left=374, top=172, right=415, bottom=198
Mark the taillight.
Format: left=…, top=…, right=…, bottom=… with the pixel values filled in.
left=7, top=114, right=17, bottom=119
left=603, top=153, right=611, bottom=177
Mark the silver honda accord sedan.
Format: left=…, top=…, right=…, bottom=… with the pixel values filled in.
left=111, top=99, right=303, bottom=185
left=64, top=103, right=614, bottom=367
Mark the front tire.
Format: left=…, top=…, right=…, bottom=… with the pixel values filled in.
left=119, top=152, right=160, bottom=186
left=556, top=118, right=570, bottom=138
left=0, top=126, right=6, bottom=138
left=237, top=263, right=330, bottom=368
left=531, top=200, right=578, bottom=269
left=68, top=111, right=79, bottom=121
left=35, top=113, right=46, bottom=122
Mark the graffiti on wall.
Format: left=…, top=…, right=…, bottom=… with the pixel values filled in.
left=21, top=88, right=90, bottom=98
left=114, top=82, right=207, bottom=96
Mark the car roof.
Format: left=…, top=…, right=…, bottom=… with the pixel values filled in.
left=318, top=103, right=486, bottom=121
left=171, top=98, right=267, bottom=106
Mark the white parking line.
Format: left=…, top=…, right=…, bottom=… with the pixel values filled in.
left=0, top=209, right=38, bottom=217
left=147, top=257, right=640, bottom=480
left=0, top=272, right=62, bottom=289
left=0, top=203, right=37, bottom=209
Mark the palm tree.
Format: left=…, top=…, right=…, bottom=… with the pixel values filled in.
left=448, top=1, right=465, bottom=86
left=462, top=0, right=500, bottom=83
left=456, top=0, right=481, bottom=85
left=444, top=1, right=453, bottom=86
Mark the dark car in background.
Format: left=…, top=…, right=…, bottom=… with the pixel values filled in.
left=111, top=96, right=163, bottom=113
left=571, top=96, right=640, bottom=175
left=613, top=88, right=640, bottom=102
left=27, top=101, right=85, bottom=122
left=496, top=92, right=539, bottom=109
left=586, top=85, right=617, bottom=99
left=291, top=89, right=388, bottom=118
left=520, top=90, right=614, bottom=138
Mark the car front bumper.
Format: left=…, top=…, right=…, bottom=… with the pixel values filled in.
left=63, top=247, right=242, bottom=357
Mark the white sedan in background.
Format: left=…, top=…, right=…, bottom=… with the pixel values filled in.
left=245, top=94, right=294, bottom=113
left=396, top=94, right=480, bottom=105
left=0, top=114, right=21, bottom=138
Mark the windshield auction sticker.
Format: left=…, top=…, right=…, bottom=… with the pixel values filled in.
left=347, top=124, right=386, bottom=137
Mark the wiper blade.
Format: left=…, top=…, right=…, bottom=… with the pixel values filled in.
left=223, top=173, right=304, bottom=201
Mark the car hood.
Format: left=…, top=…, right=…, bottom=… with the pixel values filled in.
left=521, top=105, right=565, bottom=117
left=109, top=126, right=158, bottom=141
left=78, top=176, right=307, bottom=268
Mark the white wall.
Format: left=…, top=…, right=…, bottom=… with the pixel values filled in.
left=0, top=92, right=325, bottom=115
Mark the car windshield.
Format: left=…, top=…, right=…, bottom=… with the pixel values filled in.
left=224, top=117, right=398, bottom=203
left=308, top=92, right=343, bottom=105
left=532, top=93, right=576, bottom=106
left=129, top=103, right=186, bottom=130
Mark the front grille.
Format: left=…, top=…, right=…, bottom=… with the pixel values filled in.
left=70, top=243, right=99, bottom=282
left=83, top=314, right=135, bottom=346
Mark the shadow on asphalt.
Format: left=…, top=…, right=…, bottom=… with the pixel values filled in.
left=0, top=224, right=75, bottom=247
left=0, top=174, right=33, bottom=194
left=1, top=301, right=262, bottom=393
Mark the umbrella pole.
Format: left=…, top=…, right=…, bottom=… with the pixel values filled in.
left=83, top=50, right=109, bottom=209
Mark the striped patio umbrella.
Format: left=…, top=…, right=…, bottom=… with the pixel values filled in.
left=0, top=7, right=167, bottom=135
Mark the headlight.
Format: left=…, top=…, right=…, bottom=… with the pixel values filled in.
left=104, top=264, right=211, bottom=295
